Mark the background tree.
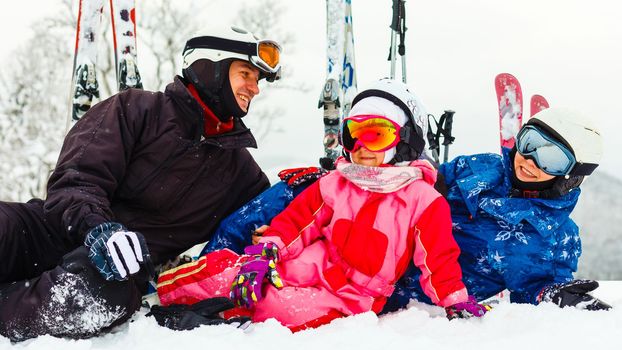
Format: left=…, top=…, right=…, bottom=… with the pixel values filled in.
left=0, top=0, right=297, bottom=201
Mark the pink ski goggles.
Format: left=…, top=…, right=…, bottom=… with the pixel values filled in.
left=340, top=115, right=401, bottom=152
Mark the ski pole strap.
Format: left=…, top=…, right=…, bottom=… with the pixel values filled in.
left=426, top=114, right=440, bottom=151
left=426, top=114, right=441, bottom=163
left=426, top=110, right=456, bottom=163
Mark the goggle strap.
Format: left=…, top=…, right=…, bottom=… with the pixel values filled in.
left=184, top=36, right=257, bottom=56
left=570, top=162, right=598, bottom=176
left=399, top=123, right=411, bottom=141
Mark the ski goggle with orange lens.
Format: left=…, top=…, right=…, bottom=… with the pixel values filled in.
left=340, top=115, right=401, bottom=152
left=254, top=41, right=280, bottom=71
left=183, top=37, right=282, bottom=80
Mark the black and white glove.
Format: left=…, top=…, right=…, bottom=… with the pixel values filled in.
left=539, top=279, right=612, bottom=311
left=84, top=222, right=154, bottom=281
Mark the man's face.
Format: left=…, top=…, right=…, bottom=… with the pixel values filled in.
left=514, top=151, right=556, bottom=182
left=229, top=60, right=260, bottom=112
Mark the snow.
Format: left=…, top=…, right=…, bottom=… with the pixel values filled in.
left=2, top=281, right=620, bottom=349
left=0, top=0, right=621, bottom=348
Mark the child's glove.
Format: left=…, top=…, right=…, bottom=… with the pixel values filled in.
left=230, top=242, right=283, bottom=308
left=445, top=296, right=492, bottom=320
left=84, top=222, right=154, bottom=281
left=146, top=297, right=251, bottom=330
left=539, top=279, right=612, bottom=311
left=278, top=166, right=327, bottom=187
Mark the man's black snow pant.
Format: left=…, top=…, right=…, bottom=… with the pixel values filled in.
left=0, top=200, right=143, bottom=342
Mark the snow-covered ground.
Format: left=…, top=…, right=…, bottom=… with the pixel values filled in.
left=3, top=281, right=620, bottom=350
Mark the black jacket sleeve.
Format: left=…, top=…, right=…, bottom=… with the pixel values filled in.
left=44, top=93, right=139, bottom=243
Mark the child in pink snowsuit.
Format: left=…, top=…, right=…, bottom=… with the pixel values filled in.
left=157, top=79, right=488, bottom=330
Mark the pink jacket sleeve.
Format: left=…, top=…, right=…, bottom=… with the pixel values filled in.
left=412, top=196, right=468, bottom=307
left=260, top=180, right=334, bottom=261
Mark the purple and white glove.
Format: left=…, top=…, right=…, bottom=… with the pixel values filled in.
left=230, top=242, right=283, bottom=308
left=445, top=296, right=491, bottom=320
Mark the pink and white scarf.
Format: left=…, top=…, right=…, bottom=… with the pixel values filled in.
left=336, top=162, right=424, bottom=193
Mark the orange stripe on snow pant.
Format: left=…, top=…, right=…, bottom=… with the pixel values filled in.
left=157, top=249, right=242, bottom=296
left=157, top=256, right=207, bottom=286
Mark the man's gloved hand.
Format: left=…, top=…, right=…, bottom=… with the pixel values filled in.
left=445, top=296, right=492, bottom=320
left=278, top=166, right=327, bottom=187
left=539, top=279, right=612, bottom=311
left=84, top=222, right=154, bottom=281
left=146, top=297, right=251, bottom=331
left=230, top=242, right=283, bottom=308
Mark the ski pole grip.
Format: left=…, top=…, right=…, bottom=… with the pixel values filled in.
left=441, top=110, right=455, bottom=146
left=391, top=0, right=401, bottom=30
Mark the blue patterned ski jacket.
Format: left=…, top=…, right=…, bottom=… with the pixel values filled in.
left=383, top=148, right=582, bottom=311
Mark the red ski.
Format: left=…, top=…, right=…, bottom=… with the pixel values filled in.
left=69, top=0, right=142, bottom=128
left=495, top=73, right=523, bottom=150
left=109, top=0, right=142, bottom=91
left=530, top=94, right=549, bottom=117
left=70, top=0, right=104, bottom=123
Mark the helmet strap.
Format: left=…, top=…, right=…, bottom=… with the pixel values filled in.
left=183, top=60, right=246, bottom=122
left=508, top=147, right=582, bottom=199
left=221, top=74, right=248, bottom=119
left=183, top=65, right=221, bottom=106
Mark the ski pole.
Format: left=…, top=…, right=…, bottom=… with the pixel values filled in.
left=389, top=0, right=407, bottom=82
left=440, top=110, right=455, bottom=163
left=426, top=114, right=441, bottom=164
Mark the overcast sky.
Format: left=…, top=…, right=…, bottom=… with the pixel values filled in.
left=1, top=0, right=621, bottom=180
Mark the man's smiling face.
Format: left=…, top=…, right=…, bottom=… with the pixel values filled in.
left=228, top=60, right=260, bottom=112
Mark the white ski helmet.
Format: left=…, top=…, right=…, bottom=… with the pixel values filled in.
left=526, top=107, right=602, bottom=176
left=345, top=78, right=428, bottom=163
left=182, top=26, right=281, bottom=82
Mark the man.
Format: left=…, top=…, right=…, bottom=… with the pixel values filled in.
left=0, top=26, right=279, bottom=341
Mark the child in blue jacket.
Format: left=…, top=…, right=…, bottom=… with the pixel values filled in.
left=384, top=107, right=611, bottom=311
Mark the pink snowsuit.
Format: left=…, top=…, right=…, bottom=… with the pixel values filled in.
left=157, top=160, right=468, bottom=330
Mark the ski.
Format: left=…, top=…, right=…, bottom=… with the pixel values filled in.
left=342, top=0, right=357, bottom=120
left=318, top=0, right=357, bottom=169
left=69, top=0, right=142, bottom=127
left=530, top=94, right=549, bottom=117
left=70, top=0, right=104, bottom=123
left=109, top=0, right=142, bottom=91
left=495, top=73, right=523, bottom=150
